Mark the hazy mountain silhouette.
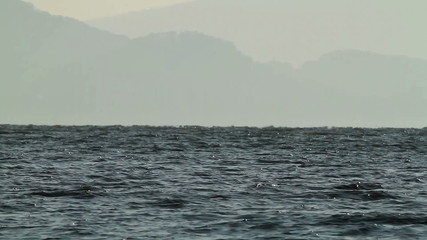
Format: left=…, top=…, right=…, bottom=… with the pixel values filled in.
left=0, top=0, right=128, bottom=123
left=87, top=0, right=427, bottom=66
left=1, top=0, right=127, bottom=70
left=297, top=50, right=427, bottom=98
left=1, top=0, right=426, bottom=127
left=45, top=31, right=301, bottom=126
left=293, top=51, right=427, bottom=127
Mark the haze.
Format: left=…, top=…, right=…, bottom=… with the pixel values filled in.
left=1, top=0, right=426, bottom=127
left=23, top=0, right=194, bottom=20
left=26, top=0, right=427, bottom=65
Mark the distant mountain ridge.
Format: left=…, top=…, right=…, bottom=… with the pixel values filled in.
left=1, top=0, right=426, bottom=127
left=297, top=50, right=427, bottom=98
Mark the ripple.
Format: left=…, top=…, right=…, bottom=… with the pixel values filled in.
left=1, top=125, right=426, bottom=239
left=29, top=185, right=103, bottom=199
left=147, top=197, right=188, bottom=209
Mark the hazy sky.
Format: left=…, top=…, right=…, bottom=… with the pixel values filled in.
left=23, top=0, right=427, bottom=65
left=23, top=0, right=193, bottom=20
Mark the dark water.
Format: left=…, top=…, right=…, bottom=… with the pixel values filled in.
left=1, top=125, right=426, bottom=239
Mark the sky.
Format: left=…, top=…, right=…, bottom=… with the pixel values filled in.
left=23, top=0, right=427, bottom=65
left=23, top=0, right=194, bottom=20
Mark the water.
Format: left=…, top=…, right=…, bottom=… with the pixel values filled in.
left=1, top=125, right=426, bottom=239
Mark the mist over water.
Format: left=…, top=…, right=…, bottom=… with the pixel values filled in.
left=1, top=125, right=426, bottom=239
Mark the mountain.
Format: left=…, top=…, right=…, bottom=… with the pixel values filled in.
left=36, top=41, right=427, bottom=127
left=0, top=1, right=294, bottom=125
left=1, top=0, right=426, bottom=127
left=1, top=0, right=127, bottom=70
left=87, top=0, right=427, bottom=66
left=293, top=51, right=427, bottom=127
left=44, top=31, right=300, bottom=126
left=0, top=0, right=128, bottom=123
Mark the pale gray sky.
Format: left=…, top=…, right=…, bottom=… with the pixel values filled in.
left=22, top=0, right=427, bottom=65
left=85, top=0, right=427, bottom=65
left=23, top=0, right=193, bottom=20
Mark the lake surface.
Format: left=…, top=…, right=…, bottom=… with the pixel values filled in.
left=1, top=125, right=426, bottom=239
